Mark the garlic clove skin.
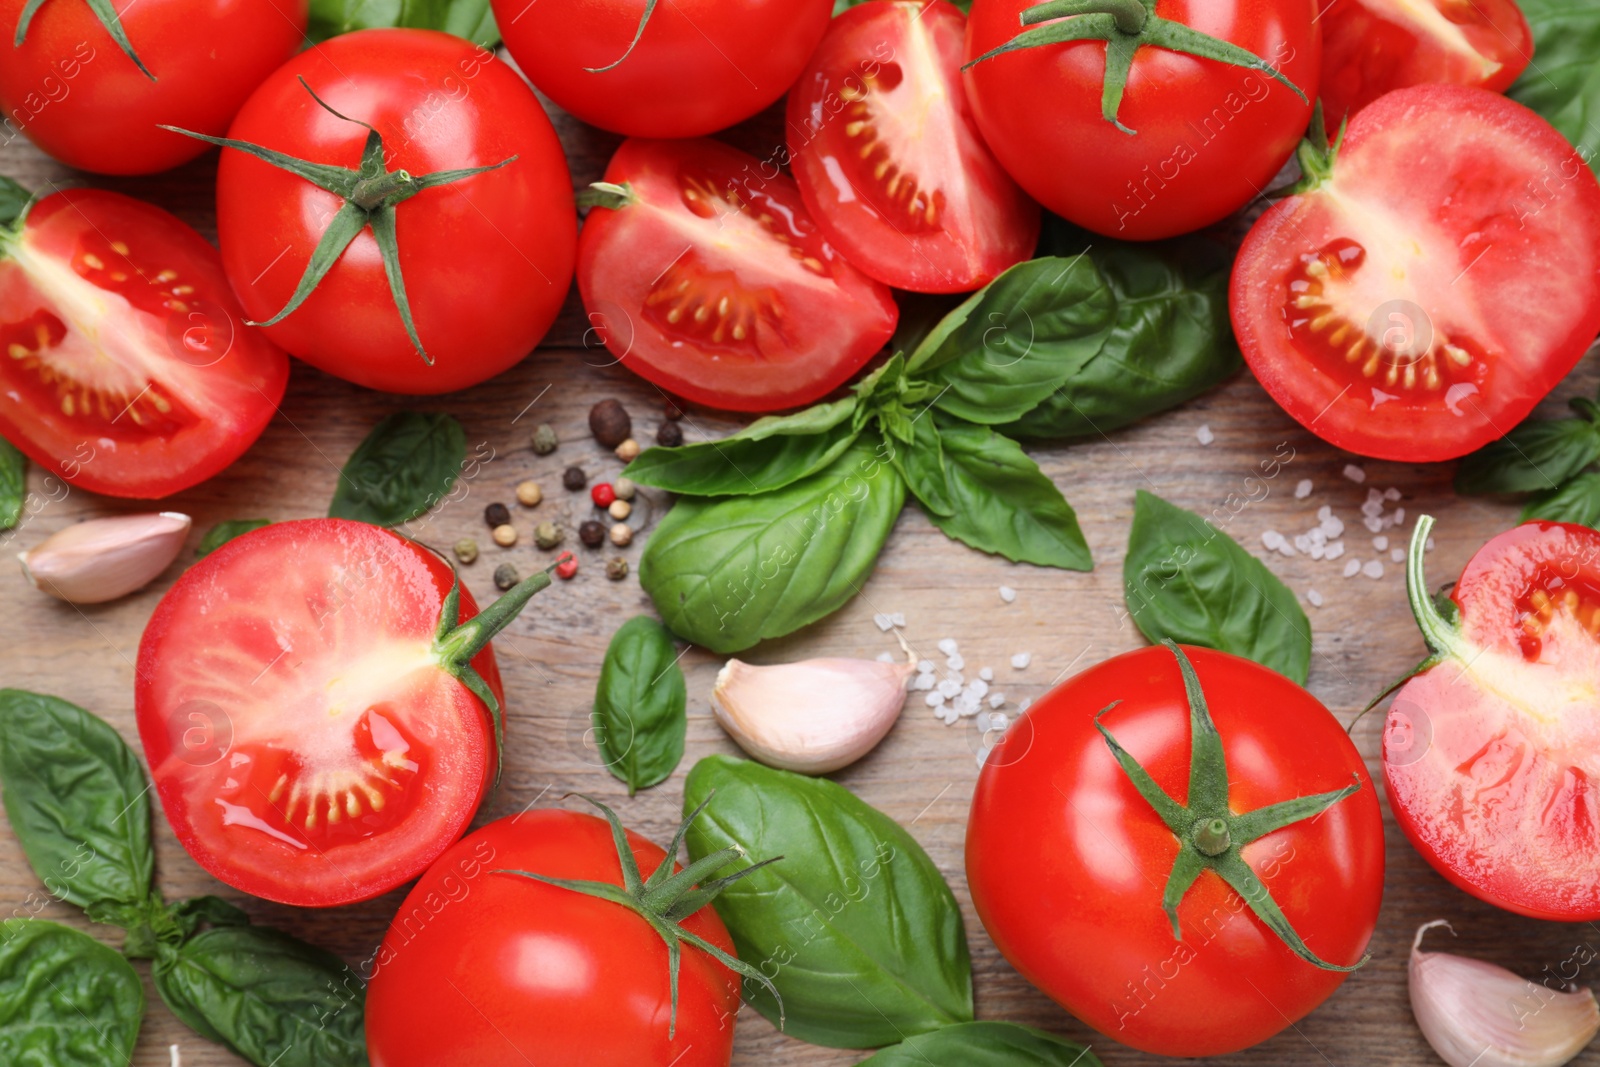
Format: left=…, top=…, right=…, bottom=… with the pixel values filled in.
left=19, top=512, right=192, bottom=604
left=712, top=651, right=915, bottom=775
left=1410, top=920, right=1599, bottom=1067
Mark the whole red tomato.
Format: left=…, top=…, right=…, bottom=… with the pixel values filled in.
left=366, top=802, right=762, bottom=1067
left=211, top=29, right=576, bottom=394
left=0, top=0, right=306, bottom=175
left=0, top=183, right=288, bottom=499
left=967, top=643, right=1383, bottom=1057
left=494, top=0, right=832, bottom=137
left=963, top=0, right=1319, bottom=239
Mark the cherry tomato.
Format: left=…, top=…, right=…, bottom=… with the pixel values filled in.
left=135, top=519, right=533, bottom=908
left=967, top=644, right=1383, bottom=1057
left=493, top=0, right=832, bottom=138
left=0, top=0, right=307, bottom=175
left=366, top=808, right=741, bottom=1067
left=1386, top=519, right=1600, bottom=921
left=214, top=29, right=576, bottom=395
left=1317, top=0, right=1532, bottom=123
left=0, top=187, right=288, bottom=499
left=786, top=0, right=1039, bottom=293
left=1232, top=85, right=1600, bottom=462
left=578, top=138, right=898, bottom=413
left=963, top=0, right=1319, bottom=239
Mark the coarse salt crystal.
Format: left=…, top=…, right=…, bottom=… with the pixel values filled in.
left=1295, top=478, right=1313, bottom=498
left=1363, top=515, right=1383, bottom=533
left=1391, top=548, right=1405, bottom=562
left=877, top=651, right=894, bottom=663
left=946, top=671, right=964, bottom=686
left=938, top=678, right=962, bottom=698
left=1367, top=487, right=1384, bottom=503
left=1361, top=500, right=1384, bottom=517
left=1317, top=505, right=1332, bottom=521
left=1373, top=535, right=1388, bottom=551
left=993, top=713, right=1009, bottom=730
left=1011, top=652, right=1031, bottom=669
left=1018, top=698, right=1033, bottom=712
left=968, top=679, right=990, bottom=699
left=1426, top=537, right=1436, bottom=551
left=979, top=667, right=994, bottom=682
left=947, top=653, right=965, bottom=671
left=1307, top=588, right=1324, bottom=607
left=1309, top=544, right=1325, bottom=561
left=913, top=674, right=935, bottom=691
left=937, top=638, right=959, bottom=656
left=976, top=712, right=993, bottom=732
left=1363, top=560, right=1384, bottom=579
left=999, top=585, right=1017, bottom=604
left=1320, top=516, right=1344, bottom=538
left=1262, top=530, right=1285, bottom=550
left=989, top=693, right=1006, bottom=708
left=1344, top=464, right=1366, bottom=483
left=925, top=691, right=945, bottom=707
left=1197, top=424, right=1215, bottom=445
left=1385, top=487, right=1402, bottom=501
left=1293, top=534, right=1311, bottom=553
left=874, top=613, right=894, bottom=631
left=1325, top=541, right=1345, bottom=560
left=1393, top=507, right=1405, bottom=525
left=1343, top=559, right=1361, bottom=578
left=917, top=660, right=934, bottom=674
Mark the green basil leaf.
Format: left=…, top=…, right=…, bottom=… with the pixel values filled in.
left=308, top=0, right=499, bottom=47
left=329, top=412, right=466, bottom=527
left=1005, top=238, right=1239, bottom=439
left=1508, top=0, right=1600, bottom=175
left=593, top=615, right=687, bottom=795
left=624, top=399, right=859, bottom=496
left=1124, top=490, right=1312, bottom=685
left=1455, top=415, right=1600, bottom=495
left=0, top=919, right=143, bottom=1067
left=906, top=256, right=1116, bottom=425
left=0, top=176, right=33, bottom=230
left=859, top=1022, right=1103, bottom=1066
left=683, top=755, right=973, bottom=1048
left=153, top=925, right=368, bottom=1067
left=899, top=419, right=1092, bottom=570
left=0, top=435, right=25, bottom=529
left=197, top=519, right=270, bottom=558
left=640, top=438, right=906, bottom=653
left=1523, top=469, right=1600, bottom=526
left=0, top=690, right=153, bottom=911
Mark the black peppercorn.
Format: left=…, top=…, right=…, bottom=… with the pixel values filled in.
left=656, top=421, right=683, bottom=448
left=663, top=399, right=684, bottom=421
left=579, top=520, right=606, bottom=548
left=484, top=502, right=511, bottom=528
left=589, top=398, right=632, bottom=448
left=562, top=465, right=588, bottom=491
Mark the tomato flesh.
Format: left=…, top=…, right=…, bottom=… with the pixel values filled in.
left=135, top=519, right=503, bottom=907
left=787, top=0, right=1039, bottom=292
left=1386, top=522, right=1600, bottom=920
left=1317, top=0, right=1532, bottom=122
left=0, top=189, right=288, bottom=498
left=1232, top=85, right=1600, bottom=462
left=577, top=138, right=899, bottom=412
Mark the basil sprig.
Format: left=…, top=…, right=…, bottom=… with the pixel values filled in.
left=1456, top=390, right=1600, bottom=526
left=309, top=0, right=500, bottom=53
left=1124, top=490, right=1312, bottom=684
left=330, top=411, right=467, bottom=526
left=593, top=616, right=687, bottom=794
left=197, top=519, right=271, bottom=558
left=682, top=755, right=973, bottom=1049
left=860, top=1021, right=1103, bottom=1066
left=0, top=918, right=144, bottom=1066
left=0, top=435, right=24, bottom=530
left=1509, top=0, right=1600, bottom=176
left=0, top=690, right=369, bottom=1067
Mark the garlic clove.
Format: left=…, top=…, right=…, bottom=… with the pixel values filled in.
left=1410, top=920, right=1599, bottom=1067
left=19, top=512, right=192, bottom=604
left=712, top=647, right=915, bottom=774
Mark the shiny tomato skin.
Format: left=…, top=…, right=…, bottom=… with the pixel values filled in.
left=967, top=645, right=1383, bottom=1057
left=1232, top=85, right=1600, bottom=463
left=1317, top=0, right=1532, bottom=123
left=494, top=0, right=831, bottom=138
left=215, top=29, right=576, bottom=395
left=577, top=137, right=899, bottom=413
left=366, top=809, right=741, bottom=1067
left=788, top=0, right=1039, bottom=293
left=1385, top=522, right=1600, bottom=921
left=962, top=0, right=1319, bottom=240
left=0, top=188, right=288, bottom=499
left=0, top=0, right=307, bottom=175
left=135, top=519, right=505, bottom=908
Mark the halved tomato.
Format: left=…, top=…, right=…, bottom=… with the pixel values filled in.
left=577, top=138, right=899, bottom=413
left=0, top=186, right=288, bottom=498
left=786, top=0, right=1039, bottom=293
left=1386, top=517, right=1600, bottom=920
left=135, top=519, right=552, bottom=908
left=1317, top=0, right=1533, bottom=123
left=1232, top=85, right=1600, bottom=462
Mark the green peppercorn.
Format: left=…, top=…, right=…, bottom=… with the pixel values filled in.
left=534, top=521, right=564, bottom=550
left=493, top=563, right=519, bottom=590
left=531, top=423, right=559, bottom=455
left=453, top=538, right=479, bottom=564
left=606, top=557, right=629, bottom=581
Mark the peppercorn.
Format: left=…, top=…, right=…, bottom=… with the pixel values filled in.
left=491, top=524, right=517, bottom=548
left=591, top=483, right=616, bottom=508
left=515, top=480, right=542, bottom=507
left=493, top=563, right=519, bottom=590
left=579, top=520, right=606, bottom=548
left=534, top=521, right=564, bottom=550
left=555, top=553, right=579, bottom=580
left=614, top=438, right=641, bottom=462
left=609, top=522, right=633, bottom=547
left=656, top=421, right=683, bottom=448
left=562, top=466, right=588, bottom=491
left=608, top=499, right=632, bottom=521
left=453, top=538, right=479, bottom=564
left=485, top=502, right=511, bottom=528
left=531, top=423, right=559, bottom=455
left=606, top=557, right=629, bottom=581
left=589, top=398, right=632, bottom=448
left=613, top=476, right=636, bottom=501
left=663, top=399, right=684, bottom=421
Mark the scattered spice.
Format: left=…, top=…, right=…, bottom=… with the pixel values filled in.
left=591, top=483, right=616, bottom=508
left=484, top=502, right=510, bottom=528
left=614, top=438, right=641, bottom=462
left=579, top=520, right=606, bottom=548
left=656, top=421, right=683, bottom=448
left=608, top=499, right=632, bottom=521
left=531, top=423, right=559, bottom=455
left=562, top=466, right=588, bottom=491
left=609, top=523, right=633, bottom=547
left=606, top=556, right=630, bottom=581
left=453, top=538, right=479, bottom=564
left=534, top=521, right=564, bottom=550
left=589, top=398, right=632, bottom=448
left=555, top=552, right=579, bottom=580
left=493, top=563, right=519, bottom=590
left=515, top=480, right=542, bottom=507
left=663, top=399, right=684, bottom=421
left=613, top=476, right=636, bottom=501
left=491, top=524, right=517, bottom=548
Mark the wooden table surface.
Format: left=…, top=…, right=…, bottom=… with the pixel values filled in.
left=2, top=66, right=1598, bottom=1067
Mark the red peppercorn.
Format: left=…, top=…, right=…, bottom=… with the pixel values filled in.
left=555, top=552, right=579, bottom=580
left=591, top=483, right=616, bottom=508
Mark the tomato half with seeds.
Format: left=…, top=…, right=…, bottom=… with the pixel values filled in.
left=1232, top=85, right=1600, bottom=463
left=1317, top=0, right=1532, bottom=123
left=577, top=138, right=899, bottom=412
left=0, top=185, right=288, bottom=499
left=135, top=519, right=554, bottom=907
left=787, top=0, right=1039, bottom=293
left=0, top=0, right=307, bottom=175
left=1385, top=517, right=1600, bottom=921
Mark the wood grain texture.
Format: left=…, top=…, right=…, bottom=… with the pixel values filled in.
left=2, top=63, right=1598, bottom=1067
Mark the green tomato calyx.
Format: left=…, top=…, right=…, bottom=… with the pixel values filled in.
left=15, top=0, right=153, bottom=79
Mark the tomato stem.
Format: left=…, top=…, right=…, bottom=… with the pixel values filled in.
left=1405, top=515, right=1467, bottom=658
left=584, top=0, right=660, bottom=73
left=15, top=0, right=154, bottom=80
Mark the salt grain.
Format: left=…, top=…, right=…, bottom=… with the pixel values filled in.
left=1325, top=542, right=1345, bottom=560
left=989, top=693, right=1006, bottom=708
left=976, top=712, right=993, bottom=732
left=938, top=678, right=962, bottom=698
left=1018, top=698, right=1032, bottom=712
left=1262, top=530, right=1285, bottom=551
left=1373, top=535, right=1388, bottom=551
left=1426, top=537, right=1436, bottom=551
left=925, top=691, right=946, bottom=707
left=947, top=653, right=965, bottom=671
left=1363, top=560, right=1384, bottom=579
left=937, top=638, right=959, bottom=656
left=1384, top=487, right=1402, bottom=501
left=999, top=585, right=1017, bottom=603
left=1343, top=559, right=1361, bottom=577
left=1307, top=588, right=1324, bottom=607
left=979, top=667, right=994, bottom=682
left=877, top=651, right=894, bottom=663
left=1363, top=515, right=1383, bottom=533
left=917, top=660, right=934, bottom=674
left=874, top=613, right=893, bottom=632
left=968, top=679, right=990, bottom=699
left=1391, top=548, right=1405, bottom=562
left=1343, top=464, right=1366, bottom=483
left=913, top=674, right=935, bottom=691
left=1011, top=652, right=1031, bottom=669
left=1197, top=424, right=1215, bottom=445
left=1393, top=507, right=1405, bottom=525
left=1294, top=478, right=1313, bottom=498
